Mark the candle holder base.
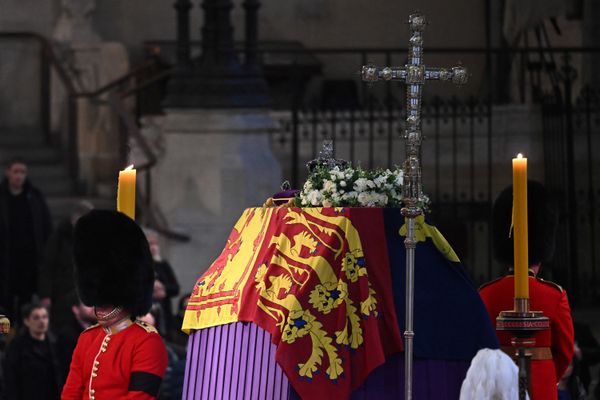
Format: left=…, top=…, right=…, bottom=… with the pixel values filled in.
left=496, top=310, right=550, bottom=335
left=496, top=298, right=549, bottom=400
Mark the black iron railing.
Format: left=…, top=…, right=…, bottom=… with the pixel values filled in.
left=0, top=33, right=187, bottom=242
left=3, top=34, right=598, bottom=301
left=137, top=41, right=600, bottom=303
left=542, top=87, right=600, bottom=305
left=0, top=32, right=78, bottom=182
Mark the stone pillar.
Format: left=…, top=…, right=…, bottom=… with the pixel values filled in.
left=153, top=109, right=281, bottom=287
left=583, top=0, right=600, bottom=89
left=156, top=0, right=280, bottom=288
left=51, top=0, right=130, bottom=193
left=164, top=0, right=269, bottom=108
left=243, top=0, right=261, bottom=71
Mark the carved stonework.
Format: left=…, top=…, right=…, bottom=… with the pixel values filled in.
left=50, top=0, right=130, bottom=192
left=53, top=0, right=100, bottom=45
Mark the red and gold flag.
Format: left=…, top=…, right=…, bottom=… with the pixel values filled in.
left=183, top=207, right=402, bottom=399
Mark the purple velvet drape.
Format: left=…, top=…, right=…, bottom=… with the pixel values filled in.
left=183, top=322, right=290, bottom=400
left=183, top=322, right=470, bottom=400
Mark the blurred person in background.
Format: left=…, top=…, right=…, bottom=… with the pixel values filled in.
left=55, top=295, right=96, bottom=380
left=2, top=303, right=62, bottom=400
left=571, top=321, right=600, bottom=396
left=145, top=228, right=180, bottom=339
left=0, top=306, right=7, bottom=400
left=171, top=294, right=190, bottom=348
left=0, top=158, right=52, bottom=324
left=38, top=201, right=93, bottom=329
left=557, top=343, right=586, bottom=400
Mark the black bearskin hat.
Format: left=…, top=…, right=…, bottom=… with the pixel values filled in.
left=492, top=180, right=559, bottom=266
left=73, top=210, right=154, bottom=317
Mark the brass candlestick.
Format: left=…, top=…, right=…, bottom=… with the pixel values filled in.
left=496, top=298, right=549, bottom=400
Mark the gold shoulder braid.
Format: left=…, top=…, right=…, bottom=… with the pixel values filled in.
left=536, top=277, right=564, bottom=293
left=135, top=320, right=159, bottom=334
left=479, top=276, right=504, bottom=291
left=84, top=323, right=100, bottom=332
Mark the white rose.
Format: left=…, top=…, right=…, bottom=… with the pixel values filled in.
left=323, top=180, right=337, bottom=193
left=374, top=176, right=386, bottom=187
left=354, top=178, right=368, bottom=192
left=340, top=180, right=347, bottom=187
left=322, top=199, right=332, bottom=207
left=378, top=193, right=389, bottom=206
left=307, top=190, right=322, bottom=206
left=358, top=191, right=371, bottom=206
left=394, top=170, right=404, bottom=186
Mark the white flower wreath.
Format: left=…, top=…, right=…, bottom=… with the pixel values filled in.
left=296, top=165, right=430, bottom=209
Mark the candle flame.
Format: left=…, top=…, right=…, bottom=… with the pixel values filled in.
left=125, top=164, right=135, bottom=171
left=516, top=153, right=523, bottom=159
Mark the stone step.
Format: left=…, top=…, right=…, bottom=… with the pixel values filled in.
left=0, top=146, right=62, bottom=165
left=47, top=196, right=114, bottom=223
left=32, top=177, right=73, bottom=197
left=0, top=129, right=76, bottom=198
left=0, top=127, right=45, bottom=148
left=27, top=164, right=70, bottom=181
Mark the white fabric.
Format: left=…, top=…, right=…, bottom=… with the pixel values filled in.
left=460, top=348, right=530, bottom=400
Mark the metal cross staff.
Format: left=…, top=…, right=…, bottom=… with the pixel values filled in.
left=361, top=13, right=467, bottom=400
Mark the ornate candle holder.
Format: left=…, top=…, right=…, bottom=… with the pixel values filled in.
left=496, top=298, right=549, bottom=400
left=0, top=314, right=10, bottom=335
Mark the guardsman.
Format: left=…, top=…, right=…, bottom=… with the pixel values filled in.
left=479, top=181, right=574, bottom=400
left=61, top=210, right=168, bottom=399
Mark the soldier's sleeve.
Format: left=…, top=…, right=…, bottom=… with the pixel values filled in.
left=552, top=290, right=575, bottom=382
left=61, top=334, right=86, bottom=399
left=125, top=332, right=168, bottom=399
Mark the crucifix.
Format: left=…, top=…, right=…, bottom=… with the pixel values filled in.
left=361, top=13, right=467, bottom=400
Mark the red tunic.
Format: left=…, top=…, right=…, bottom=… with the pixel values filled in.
left=61, top=320, right=168, bottom=400
left=479, top=275, right=574, bottom=400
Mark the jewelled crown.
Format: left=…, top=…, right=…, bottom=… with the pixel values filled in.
left=306, top=140, right=350, bottom=172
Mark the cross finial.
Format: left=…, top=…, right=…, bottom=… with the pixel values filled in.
left=361, top=12, right=468, bottom=211
left=360, top=14, right=468, bottom=400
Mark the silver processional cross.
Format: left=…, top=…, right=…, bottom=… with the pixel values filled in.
left=361, top=13, right=467, bottom=400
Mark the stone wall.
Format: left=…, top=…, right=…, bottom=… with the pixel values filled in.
left=0, top=0, right=58, bottom=35
left=0, top=0, right=57, bottom=129
left=92, top=0, right=489, bottom=98
left=0, top=0, right=589, bottom=113
left=0, top=39, right=41, bottom=129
